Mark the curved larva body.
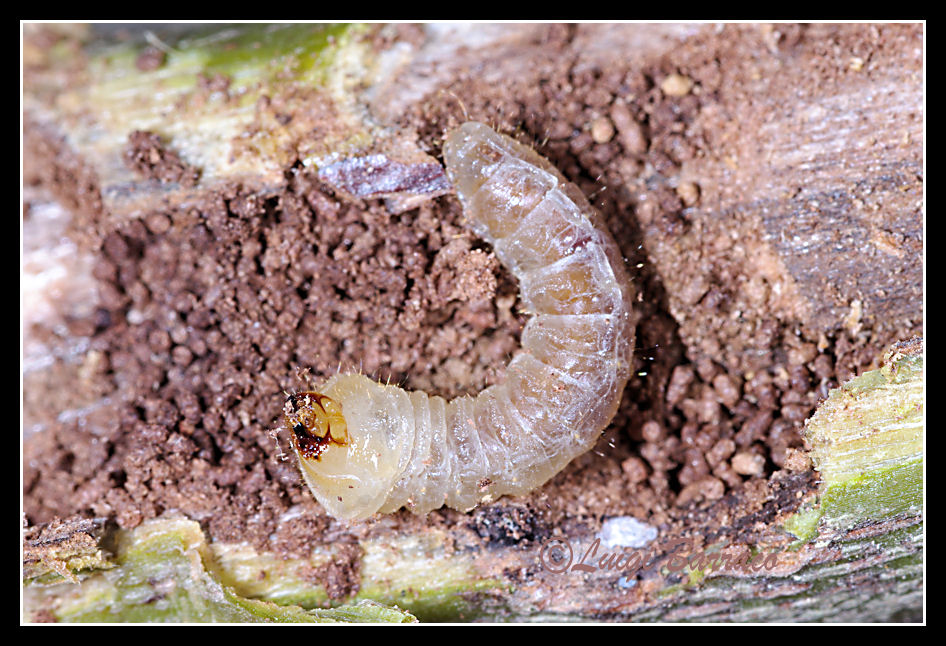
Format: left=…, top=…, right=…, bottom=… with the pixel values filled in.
left=285, top=122, right=636, bottom=521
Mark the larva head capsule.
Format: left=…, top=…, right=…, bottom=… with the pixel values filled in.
left=283, top=374, right=415, bottom=521
left=284, top=392, right=349, bottom=460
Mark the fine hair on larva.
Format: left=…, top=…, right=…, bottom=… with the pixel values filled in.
left=283, top=121, right=637, bottom=521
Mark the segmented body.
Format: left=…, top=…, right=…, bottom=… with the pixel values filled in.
left=284, top=122, right=636, bottom=521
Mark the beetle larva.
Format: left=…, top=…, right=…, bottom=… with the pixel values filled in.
left=284, top=121, right=636, bottom=521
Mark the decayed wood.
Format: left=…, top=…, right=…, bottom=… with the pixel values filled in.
left=629, top=23, right=923, bottom=373
left=22, top=23, right=924, bottom=622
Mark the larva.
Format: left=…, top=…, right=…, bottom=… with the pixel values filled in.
left=284, top=121, right=636, bottom=521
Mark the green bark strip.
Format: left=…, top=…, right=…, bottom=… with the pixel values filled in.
left=23, top=517, right=415, bottom=623
left=802, top=339, right=923, bottom=534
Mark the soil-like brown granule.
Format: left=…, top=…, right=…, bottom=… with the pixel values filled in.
left=123, top=130, right=200, bottom=187
left=23, top=23, right=922, bottom=602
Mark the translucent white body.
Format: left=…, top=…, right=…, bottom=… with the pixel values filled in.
left=287, top=122, right=636, bottom=521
